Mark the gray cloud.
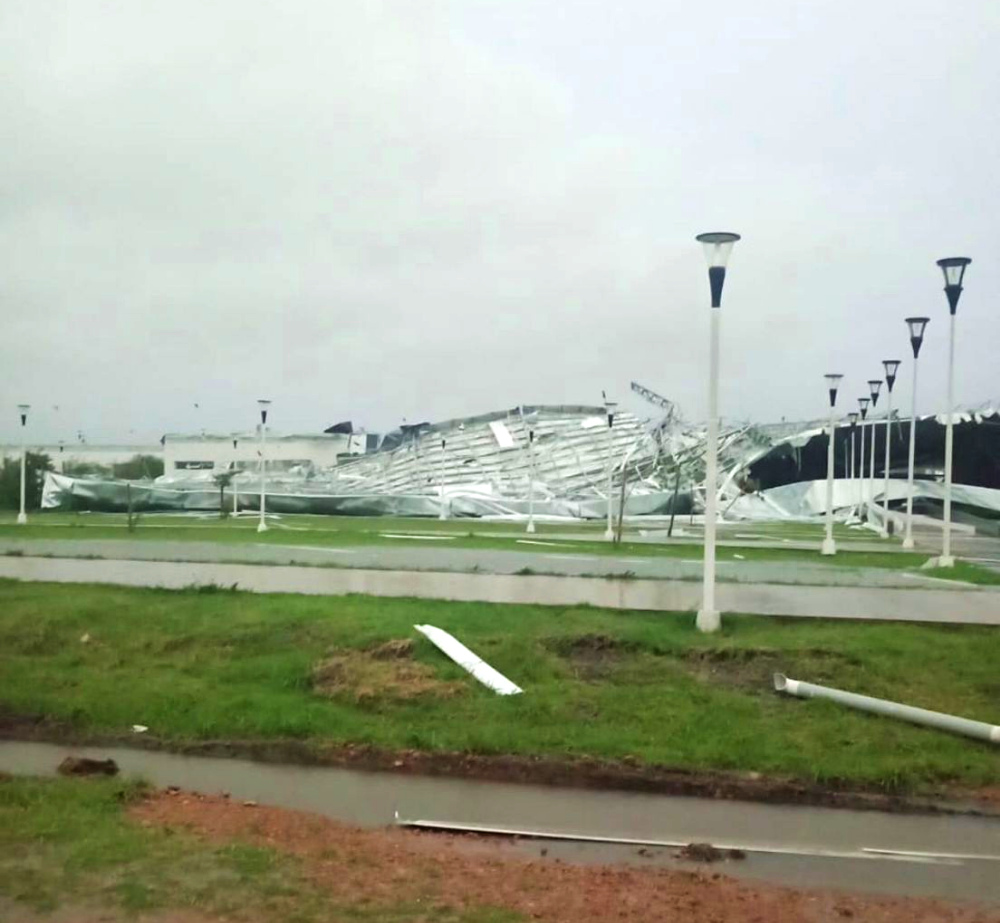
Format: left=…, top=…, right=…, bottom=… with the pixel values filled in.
left=1, top=0, right=997, bottom=444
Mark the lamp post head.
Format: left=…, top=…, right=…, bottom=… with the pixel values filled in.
left=847, top=412, right=859, bottom=430
left=867, top=379, right=883, bottom=407
left=604, top=399, right=618, bottom=428
left=905, top=316, right=930, bottom=358
left=882, top=359, right=902, bottom=393
left=858, top=396, right=870, bottom=420
left=257, top=398, right=272, bottom=425
left=824, top=373, right=843, bottom=408
left=17, top=404, right=29, bottom=426
left=696, top=231, right=741, bottom=307
left=936, top=257, right=971, bottom=315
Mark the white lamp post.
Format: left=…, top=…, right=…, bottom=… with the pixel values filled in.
left=438, top=438, right=448, bottom=521
left=232, top=438, right=239, bottom=516
left=880, top=359, right=901, bottom=538
left=16, top=404, right=29, bottom=525
left=857, top=397, right=870, bottom=511
left=867, top=378, right=883, bottom=521
left=695, top=231, right=741, bottom=633
left=847, top=412, right=859, bottom=511
left=902, top=317, right=929, bottom=549
left=526, top=415, right=537, bottom=534
left=257, top=399, right=271, bottom=533
left=935, top=256, right=971, bottom=568
left=821, top=375, right=843, bottom=555
left=603, top=396, right=618, bottom=541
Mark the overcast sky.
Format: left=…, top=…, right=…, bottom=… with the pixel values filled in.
left=2, top=0, right=997, bottom=444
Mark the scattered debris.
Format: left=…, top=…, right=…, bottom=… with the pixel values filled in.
left=733, top=553, right=746, bottom=560
left=678, top=842, right=725, bottom=863
left=242, top=800, right=258, bottom=807
left=57, top=756, right=119, bottom=777
left=414, top=624, right=523, bottom=696
left=79, top=632, right=91, bottom=644
left=132, top=724, right=149, bottom=733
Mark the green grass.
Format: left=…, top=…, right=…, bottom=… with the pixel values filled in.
left=1, top=580, right=998, bottom=791
left=0, top=512, right=974, bottom=577
left=0, top=776, right=518, bottom=922
left=920, top=562, right=1000, bottom=586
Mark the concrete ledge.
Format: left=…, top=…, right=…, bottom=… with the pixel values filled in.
left=1, top=556, right=998, bottom=625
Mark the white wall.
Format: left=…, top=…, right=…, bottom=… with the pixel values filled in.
left=162, top=432, right=364, bottom=474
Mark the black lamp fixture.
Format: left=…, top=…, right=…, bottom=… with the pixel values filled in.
left=602, top=391, right=618, bottom=428
left=868, top=379, right=883, bottom=408
left=848, top=411, right=859, bottom=429
left=858, top=396, right=870, bottom=421
left=882, top=359, right=902, bottom=393
left=936, top=257, right=972, bottom=314
left=824, top=373, right=843, bottom=407
left=257, top=399, right=271, bottom=426
left=905, top=317, right=930, bottom=358
left=696, top=232, right=741, bottom=307
left=17, top=404, right=29, bottom=426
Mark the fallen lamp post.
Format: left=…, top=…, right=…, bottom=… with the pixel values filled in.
left=774, top=673, right=1000, bottom=744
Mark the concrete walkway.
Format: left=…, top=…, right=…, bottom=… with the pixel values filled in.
left=2, top=554, right=998, bottom=624
left=0, top=536, right=977, bottom=589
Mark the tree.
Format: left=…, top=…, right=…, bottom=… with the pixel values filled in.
left=0, top=452, right=54, bottom=511
left=112, top=454, right=164, bottom=480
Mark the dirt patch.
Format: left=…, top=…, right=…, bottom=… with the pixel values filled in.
left=130, top=791, right=1000, bottom=923
left=311, top=640, right=464, bottom=703
left=682, top=647, right=857, bottom=693
left=546, top=634, right=639, bottom=680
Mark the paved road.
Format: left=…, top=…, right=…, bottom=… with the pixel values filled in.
left=0, top=536, right=982, bottom=590
left=3, top=554, right=999, bottom=624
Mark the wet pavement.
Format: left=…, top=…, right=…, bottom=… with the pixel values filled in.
left=0, top=535, right=980, bottom=589
left=2, top=740, right=998, bottom=903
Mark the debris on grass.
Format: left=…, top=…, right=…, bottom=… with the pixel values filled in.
left=415, top=624, right=523, bottom=696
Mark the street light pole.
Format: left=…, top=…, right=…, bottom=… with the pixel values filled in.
left=902, top=317, right=929, bottom=550
left=16, top=404, right=29, bottom=525
left=257, top=399, right=271, bottom=534
left=526, top=419, right=537, bottom=534
left=695, top=231, right=741, bottom=633
left=880, top=360, right=901, bottom=538
left=821, top=375, right=843, bottom=555
left=603, top=396, right=618, bottom=541
left=867, top=379, right=883, bottom=522
left=847, top=412, right=859, bottom=512
left=438, top=438, right=448, bottom=521
left=232, top=438, right=239, bottom=516
left=857, top=397, right=870, bottom=512
left=935, top=257, right=971, bottom=568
